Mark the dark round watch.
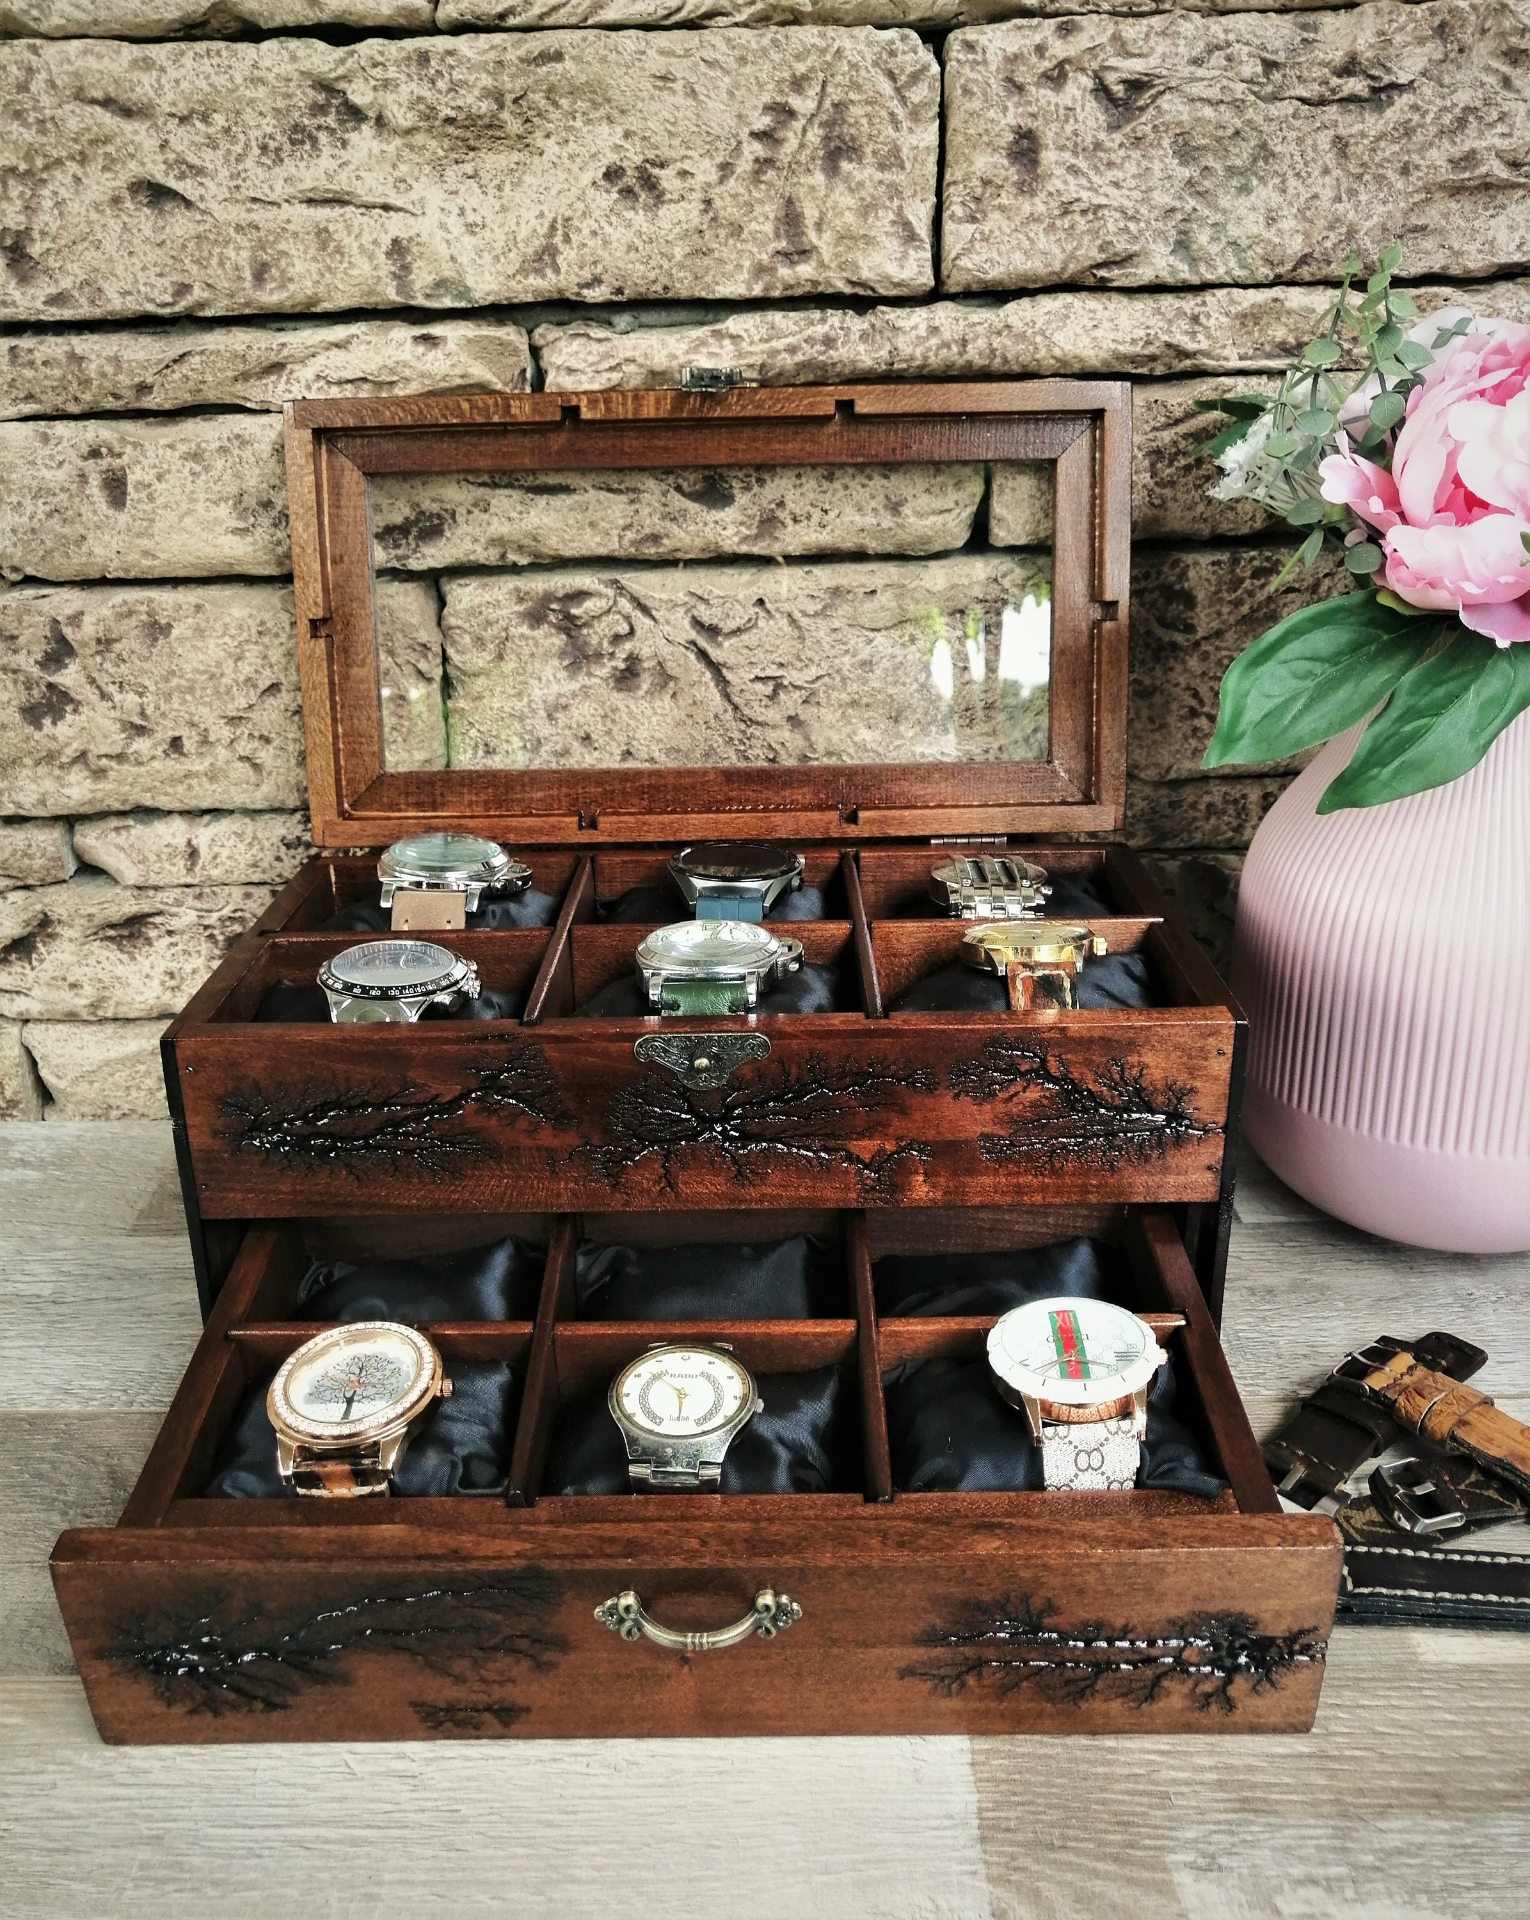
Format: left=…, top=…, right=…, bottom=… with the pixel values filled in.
left=669, top=841, right=805, bottom=921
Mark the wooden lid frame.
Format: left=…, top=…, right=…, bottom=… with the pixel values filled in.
left=283, top=380, right=1131, bottom=849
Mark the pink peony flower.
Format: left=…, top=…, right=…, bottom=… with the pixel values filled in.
left=1320, top=315, right=1530, bottom=643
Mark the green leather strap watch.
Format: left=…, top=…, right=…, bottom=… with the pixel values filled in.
left=634, top=921, right=803, bottom=1014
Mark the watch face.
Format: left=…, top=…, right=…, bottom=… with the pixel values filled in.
left=987, top=1297, right=1163, bottom=1406
left=612, top=1346, right=754, bottom=1438
left=963, top=921, right=1095, bottom=966
left=676, top=842, right=799, bottom=883
left=384, top=832, right=504, bottom=880
left=269, top=1322, right=438, bottom=1442
left=320, top=938, right=464, bottom=998
left=636, top=918, right=783, bottom=979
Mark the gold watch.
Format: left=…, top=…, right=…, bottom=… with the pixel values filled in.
left=267, top=1321, right=450, bottom=1497
left=961, top=921, right=1107, bottom=1012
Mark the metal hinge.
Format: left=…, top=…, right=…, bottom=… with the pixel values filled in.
left=679, top=365, right=744, bottom=392
left=930, top=834, right=1009, bottom=846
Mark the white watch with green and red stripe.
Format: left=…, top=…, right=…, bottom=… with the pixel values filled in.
left=986, top=1297, right=1167, bottom=1492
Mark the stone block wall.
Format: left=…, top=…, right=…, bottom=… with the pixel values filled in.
left=2, top=0, right=1528, bottom=1117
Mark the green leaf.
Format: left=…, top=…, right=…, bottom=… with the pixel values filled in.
left=1390, top=291, right=1419, bottom=320
left=1286, top=497, right=1326, bottom=526
left=1318, top=631, right=1530, bottom=811
left=1370, top=390, right=1408, bottom=431
left=1433, top=316, right=1472, bottom=348
left=1190, top=394, right=1270, bottom=419
left=1376, top=588, right=1437, bottom=618
left=1395, top=340, right=1432, bottom=370
left=1295, top=407, right=1334, bottom=435
left=1345, top=542, right=1384, bottom=574
left=1522, top=531, right=1530, bottom=556
left=1296, top=528, right=1325, bottom=566
left=1202, top=592, right=1442, bottom=770
left=1265, top=432, right=1299, bottom=457
left=1302, top=338, right=1344, bottom=368
left=1379, top=242, right=1404, bottom=273
left=1374, top=323, right=1404, bottom=357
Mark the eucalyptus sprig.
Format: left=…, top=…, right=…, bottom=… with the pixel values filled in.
left=1194, top=245, right=1442, bottom=593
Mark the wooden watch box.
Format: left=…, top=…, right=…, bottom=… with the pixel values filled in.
left=52, top=382, right=1341, bottom=1740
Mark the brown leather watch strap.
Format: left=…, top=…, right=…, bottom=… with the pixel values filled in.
left=1003, top=962, right=1075, bottom=1012
left=1364, top=1352, right=1530, bottom=1497
left=291, top=1456, right=390, bottom=1497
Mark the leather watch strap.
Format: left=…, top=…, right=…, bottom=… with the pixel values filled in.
left=1003, top=962, right=1075, bottom=1012
left=290, top=1455, right=390, bottom=1497
left=695, top=897, right=763, bottom=922
left=660, top=978, right=751, bottom=1015
left=1363, top=1353, right=1530, bottom=1498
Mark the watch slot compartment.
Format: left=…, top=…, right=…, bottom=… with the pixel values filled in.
left=560, top=920, right=865, bottom=1017
left=212, top=928, right=559, bottom=1024
left=854, top=844, right=1118, bottom=922
left=592, top=847, right=847, bottom=925
left=272, top=851, right=579, bottom=934
left=872, top=916, right=1162, bottom=1014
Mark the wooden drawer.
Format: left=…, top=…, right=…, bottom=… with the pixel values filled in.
left=52, top=1205, right=1339, bottom=1743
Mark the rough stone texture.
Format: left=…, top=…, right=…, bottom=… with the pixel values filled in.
left=984, top=463, right=1053, bottom=549
left=0, top=415, right=286, bottom=582
left=942, top=4, right=1530, bottom=292
left=1141, top=852, right=1246, bottom=977
left=533, top=279, right=1530, bottom=390
left=1124, top=774, right=1296, bottom=851
left=0, top=1019, right=45, bottom=1120
left=0, top=316, right=532, bottom=420
left=1130, top=545, right=1348, bottom=783
left=72, top=810, right=311, bottom=887
left=0, top=30, right=939, bottom=322
left=0, top=577, right=443, bottom=814
left=374, top=462, right=984, bottom=571
left=0, top=876, right=273, bottom=1019
left=442, top=552, right=1053, bottom=770
left=22, top=1020, right=172, bottom=1121
left=1, top=3, right=432, bottom=32
left=439, top=0, right=1363, bottom=21
left=0, top=821, right=76, bottom=891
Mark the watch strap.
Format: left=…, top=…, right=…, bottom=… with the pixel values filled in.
left=1263, top=1378, right=1400, bottom=1511
left=1040, top=1414, right=1139, bottom=1490
left=695, top=895, right=764, bottom=922
left=289, top=1453, right=391, bottom=1497
left=659, top=978, right=752, bottom=1015
left=628, top=1459, right=723, bottom=1492
left=1363, top=1353, right=1530, bottom=1498
left=1003, top=961, right=1076, bottom=1013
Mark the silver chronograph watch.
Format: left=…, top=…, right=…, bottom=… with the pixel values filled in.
left=378, top=832, right=532, bottom=913
left=268, top=1321, right=451, bottom=1497
left=609, top=1344, right=763, bottom=1491
left=318, top=938, right=481, bottom=1023
left=986, top=1297, right=1168, bottom=1492
left=669, top=841, right=805, bottom=921
left=635, top=919, right=803, bottom=1015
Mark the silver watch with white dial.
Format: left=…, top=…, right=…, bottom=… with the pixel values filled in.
left=669, top=841, right=805, bottom=921
left=930, top=855, right=1051, bottom=920
left=608, top=1344, right=763, bottom=1490
left=377, top=832, right=532, bottom=912
left=634, top=919, right=804, bottom=1015
left=267, top=1321, right=450, bottom=1497
left=317, top=938, right=481, bottom=1024
left=986, top=1296, right=1168, bottom=1492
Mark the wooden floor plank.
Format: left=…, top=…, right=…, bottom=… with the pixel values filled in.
left=0, top=1679, right=993, bottom=1920
left=0, top=1122, right=184, bottom=1238
left=0, top=1412, right=166, bottom=1679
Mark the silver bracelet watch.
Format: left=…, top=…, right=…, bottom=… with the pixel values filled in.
left=930, top=855, right=1051, bottom=921
left=670, top=841, right=805, bottom=921
left=986, top=1297, right=1168, bottom=1491
left=318, top=939, right=481, bottom=1024
left=608, top=1344, right=763, bottom=1490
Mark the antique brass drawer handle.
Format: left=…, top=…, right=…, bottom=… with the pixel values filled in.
left=594, top=1587, right=802, bottom=1651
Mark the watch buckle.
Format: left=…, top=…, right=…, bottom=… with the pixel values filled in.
left=1369, top=1456, right=1467, bottom=1535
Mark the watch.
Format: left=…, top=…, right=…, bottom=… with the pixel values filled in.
left=267, top=1321, right=450, bottom=1497
left=608, top=1344, right=763, bottom=1491
left=377, top=832, right=531, bottom=912
left=317, top=938, right=481, bottom=1023
left=986, top=1297, right=1168, bottom=1491
left=930, top=855, right=1051, bottom=920
left=961, top=920, right=1106, bottom=1011
left=634, top=919, right=804, bottom=1014
left=669, top=841, right=805, bottom=921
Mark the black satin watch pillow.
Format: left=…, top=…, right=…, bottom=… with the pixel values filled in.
left=320, top=889, right=561, bottom=934
left=874, top=1235, right=1130, bottom=1319
left=598, top=883, right=828, bottom=925
left=576, top=962, right=841, bottom=1018
left=203, top=1361, right=517, bottom=1498
left=544, top=1365, right=852, bottom=1496
left=890, top=950, right=1154, bottom=1013
left=576, top=1233, right=845, bottom=1320
left=883, top=1352, right=1224, bottom=1498
left=296, top=1235, right=545, bottom=1323
left=254, top=979, right=526, bottom=1023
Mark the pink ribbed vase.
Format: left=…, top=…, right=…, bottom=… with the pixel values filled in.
left=1233, top=709, right=1530, bottom=1252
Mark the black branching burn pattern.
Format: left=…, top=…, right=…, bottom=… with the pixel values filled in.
left=219, top=1047, right=572, bottom=1177
left=585, top=1051, right=938, bottom=1190
left=113, top=1576, right=567, bottom=1720
left=902, top=1595, right=1325, bottom=1713
left=947, top=1039, right=1220, bottom=1170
